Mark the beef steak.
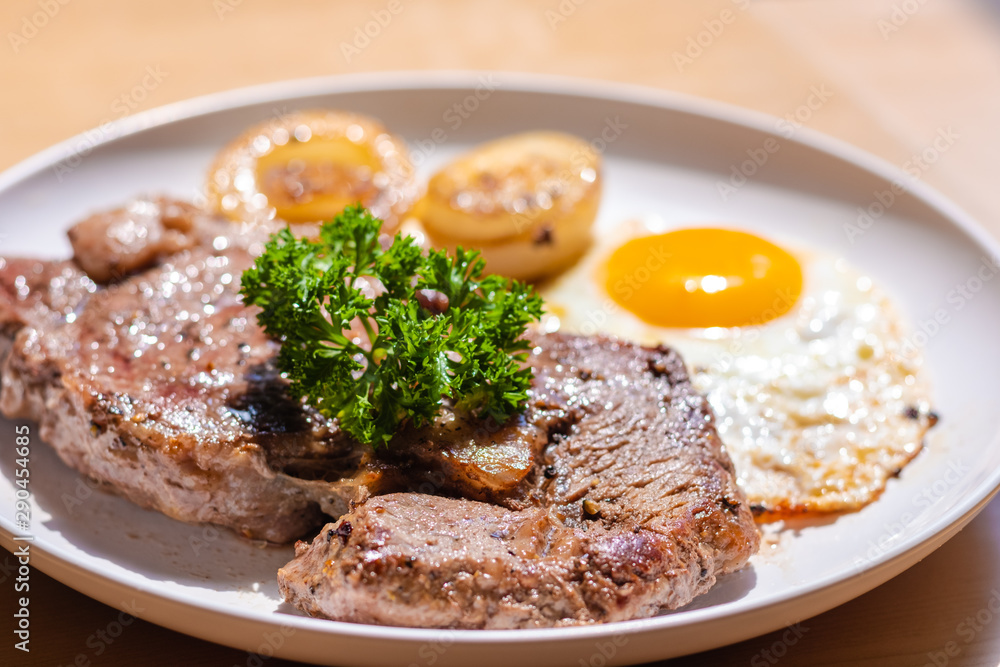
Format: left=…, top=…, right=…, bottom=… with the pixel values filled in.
left=0, top=198, right=388, bottom=543
left=278, top=334, right=759, bottom=628
left=1, top=198, right=758, bottom=625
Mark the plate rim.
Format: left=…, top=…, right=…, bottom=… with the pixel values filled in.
left=3, top=70, right=1000, bottom=660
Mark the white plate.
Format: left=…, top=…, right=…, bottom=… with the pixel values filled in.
left=2, top=72, right=1000, bottom=667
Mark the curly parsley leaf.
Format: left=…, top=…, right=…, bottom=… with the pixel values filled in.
left=240, top=204, right=544, bottom=446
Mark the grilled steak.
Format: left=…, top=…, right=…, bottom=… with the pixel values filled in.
left=0, top=198, right=394, bottom=543
left=1, top=197, right=758, bottom=625
left=278, top=334, right=759, bottom=628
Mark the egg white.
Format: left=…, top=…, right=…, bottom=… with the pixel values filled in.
left=539, top=220, right=934, bottom=516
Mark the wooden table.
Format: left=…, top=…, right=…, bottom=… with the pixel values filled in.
left=2, top=1, right=1000, bottom=665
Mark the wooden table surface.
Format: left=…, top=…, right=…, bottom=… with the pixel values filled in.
left=2, top=1, right=1000, bottom=665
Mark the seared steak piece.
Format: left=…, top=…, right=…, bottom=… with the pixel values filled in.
left=66, top=198, right=201, bottom=283
left=0, top=198, right=390, bottom=543
left=279, top=334, right=759, bottom=628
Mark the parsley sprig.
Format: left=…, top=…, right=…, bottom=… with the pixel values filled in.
left=240, top=205, right=544, bottom=446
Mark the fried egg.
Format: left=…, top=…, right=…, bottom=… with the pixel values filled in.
left=540, top=219, right=935, bottom=518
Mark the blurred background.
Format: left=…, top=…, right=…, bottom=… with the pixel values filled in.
left=2, top=0, right=1000, bottom=665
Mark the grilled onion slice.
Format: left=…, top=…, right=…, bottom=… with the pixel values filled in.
left=415, top=131, right=601, bottom=281
left=206, top=110, right=418, bottom=228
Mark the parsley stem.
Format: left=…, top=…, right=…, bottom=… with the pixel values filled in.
left=359, top=316, right=378, bottom=351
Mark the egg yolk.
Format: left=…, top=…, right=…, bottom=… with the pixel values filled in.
left=604, top=228, right=802, bottom=328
